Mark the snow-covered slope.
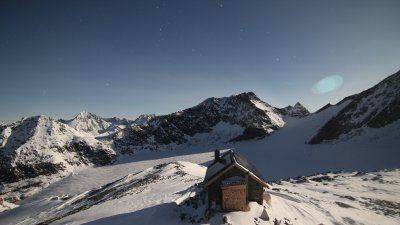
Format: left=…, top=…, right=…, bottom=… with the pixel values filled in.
left=309, top=70, right=400, bottom=144
left=0, top=161, right=207, bottom=225
left=0, top=115, right=116, bottom=184
left=231, top=100, right=400, bottom=181
left=264, top=169, right=400, bottom=225
left=1, top=162, right=399, bottom=225
left=114, top=92, right=285, bottom=153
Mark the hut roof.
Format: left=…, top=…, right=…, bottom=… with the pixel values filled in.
left=203, top=150, right=269, bottom=188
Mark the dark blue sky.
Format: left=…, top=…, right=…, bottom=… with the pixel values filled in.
left=1, top=0, right=399, bottom=122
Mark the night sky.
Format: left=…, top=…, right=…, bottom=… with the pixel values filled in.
left=1, top=0, right=399, bottom=122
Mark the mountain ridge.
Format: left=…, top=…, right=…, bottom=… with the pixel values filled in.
left=113, top=92, right=287, bottom=153
left=309, top=70, right=400, bottom=144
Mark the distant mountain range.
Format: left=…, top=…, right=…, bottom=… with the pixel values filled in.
left=1, top=70, right=399, bottom=184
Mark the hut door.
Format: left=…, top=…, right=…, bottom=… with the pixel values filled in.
left=222, top=184, right=247, bottom=211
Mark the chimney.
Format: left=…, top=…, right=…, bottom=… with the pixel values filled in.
left=214, top=149, right=220, bottom=162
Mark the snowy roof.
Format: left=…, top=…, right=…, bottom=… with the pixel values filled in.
left=204, top=150, right=267, bottom=186
left=204, top=151, right=233, bottom=182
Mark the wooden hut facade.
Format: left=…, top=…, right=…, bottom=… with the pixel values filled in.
left=203, top=150, right=269, bottom=212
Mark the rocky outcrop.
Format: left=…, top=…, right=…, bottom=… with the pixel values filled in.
left=277, top=102, right=310, bottom=117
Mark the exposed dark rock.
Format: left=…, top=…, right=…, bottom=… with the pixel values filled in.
left=310, top=175, right=334, bottom=182
left=0, top=141, right=116, bottom=184
left=114, top=92, right=284, bottom=152
left=0, top=162, right=65, bottom=183
left=309, top=71, right=400, bottom=144
left=292, top=176, right=308, bottom=184
left=360, top=197, right=400, bottom=216
left=335, top=201, right=356, bottom=208
left=277, top=102, right=310, bottom=117
left=67, top=141, right=116, bottom=166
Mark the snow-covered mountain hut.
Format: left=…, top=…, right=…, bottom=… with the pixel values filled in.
left=203, top=150, right=269, bottom=211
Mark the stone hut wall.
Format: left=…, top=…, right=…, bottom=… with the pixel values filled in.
left=248, top=178, right=264, bottom=204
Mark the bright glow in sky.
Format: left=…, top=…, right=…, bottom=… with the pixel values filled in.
left=312, top=75, right=343, bottom=94
left=0, top=0, right=399, bottom=122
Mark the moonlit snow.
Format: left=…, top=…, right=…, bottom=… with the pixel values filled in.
left=1, top=105, right=399, bottom=224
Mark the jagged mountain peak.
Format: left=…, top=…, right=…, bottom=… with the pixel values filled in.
left=293, top=102, right=309, bottom=112
left=65, top=111, right=111, bottom=135
left=134, top=114, right=156, bottom=126
left=277, top=102, right=310, bottom=117
left=234, top=91, right=259, bottom=100
left=73, top=111, right=102, bottom=120
left=294, top=102, right=303, bottom=107
left=193, top=92, right=282, bottom=129
left=199, top=92, right=261, bottom=107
